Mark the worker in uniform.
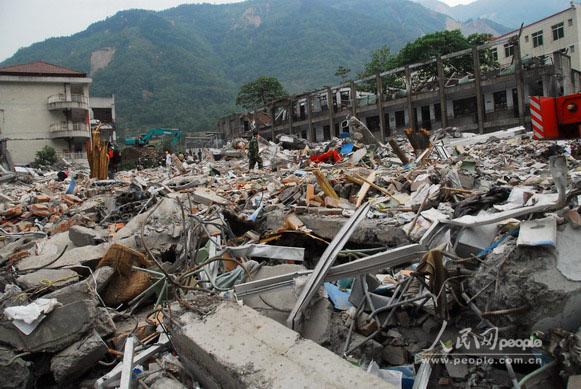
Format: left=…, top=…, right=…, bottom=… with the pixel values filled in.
left=248, top=131, right=263, bottom=170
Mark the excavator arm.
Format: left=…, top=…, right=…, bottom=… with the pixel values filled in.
left=125, top=128, right=181, bottom=147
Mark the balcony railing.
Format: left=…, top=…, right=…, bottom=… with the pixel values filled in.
left=60, top=152, right=88, bottom=160
left=49, top=122, right=90, bottom=139
left=48, top=93, right=89, bottom=110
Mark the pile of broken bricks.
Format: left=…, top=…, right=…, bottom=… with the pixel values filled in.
left=0, top=124, right=581, bottom=388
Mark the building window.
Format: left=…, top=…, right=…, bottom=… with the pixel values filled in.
left=532, top=31, right=543, bottom=47
left=525, top=35, right=529, bottom=43
left=434, top=103, right=442, bottom=120
left=453, top=97, right=477, bottom=117
left=568, top=18, right=573, bottom=27
left=504, top=43, right=514, bottom=58
left=571, top=45, right=576, bottom=53
left=493, top=90, right=508, bottom=110
left=552, top=22, right=564, bottom=40
left=491, top=47, right=498, bottom=61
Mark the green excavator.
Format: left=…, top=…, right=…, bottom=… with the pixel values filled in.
left=124, top=128, right=181, bottom=147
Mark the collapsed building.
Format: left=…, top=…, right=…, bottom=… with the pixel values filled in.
left=1, top=117, right=581, bottom=388
left=219, top=42, right=580, bottom=144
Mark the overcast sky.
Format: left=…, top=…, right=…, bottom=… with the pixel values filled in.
left=0, top=0, right=475, bottom=63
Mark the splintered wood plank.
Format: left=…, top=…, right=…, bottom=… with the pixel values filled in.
left=312, top=169, right=339, bottom=199
left=355, top=171, right=377, bottom=208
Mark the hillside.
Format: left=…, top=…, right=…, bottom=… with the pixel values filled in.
left=416, top=0, right=572, bottom=28
left=0, top=0, right=507, bottom=137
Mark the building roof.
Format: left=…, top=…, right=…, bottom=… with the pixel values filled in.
left=0, top=61, right=87, bottom=78
left=493, top=3, right=577, bottom=40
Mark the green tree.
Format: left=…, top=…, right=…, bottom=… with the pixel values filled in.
left=357, top=45, right=401, bottom=93
left=235, top=76, right=287, bottom=110
left=392, top=30, right=497, bottom=76
left=31, top=145, right=58, bottom=168
left=358, top=45, right=395, bottom=79
left=335, top=65, right=351, bottom=82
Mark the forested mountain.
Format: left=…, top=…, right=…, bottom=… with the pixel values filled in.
left=0, top=0, right=508, bottom=136
left=416, top=0, right=572, bottom=29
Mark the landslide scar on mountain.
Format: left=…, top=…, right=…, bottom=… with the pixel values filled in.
left=90, top=47, right=116, bottom=75
left=232, top=7, right=262, bottom=30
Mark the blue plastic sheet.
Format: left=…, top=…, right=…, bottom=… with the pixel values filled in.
left=324, top=282, right=353, bottom=310
left=340, top=143, right=354, bottom=155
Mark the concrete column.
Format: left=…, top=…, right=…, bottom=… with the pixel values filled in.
left=506, top=88, right=514, bottom=108
left=446, top=100, right=454, bottom=119
left=350, top=81, right=357, bottom=117
left=405, top=66, right=415, bottom=131
left=436, top=56, right=448, bottom=128
left=327, top=87, right=336, bottom=137
left=543, top=74, right=558, bottom=97
left=376, top=74, right=386, bottom=142
left=484, top=93, right=494, bottom=113
left=270, top=104, right=276, bottom=141
left=513, top=39, right=526, bottom=127
left=554, top=51, right=574, bottom=95
left=472, top=47, right=485, bottom=134
left=288, top=99, right=293, bottom=135
left=307, top=94, right=314, bottom=141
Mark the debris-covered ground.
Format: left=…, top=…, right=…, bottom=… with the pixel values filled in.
left=1, top=124, right=581, bottom=388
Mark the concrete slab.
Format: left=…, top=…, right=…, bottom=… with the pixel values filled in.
left=0, top=300, right=95, bottom=353
left=16, top=268, right=79, bottom=290
left=50, top=329, right=108, bottom=383
left=167, top=295, right=393, bottom=389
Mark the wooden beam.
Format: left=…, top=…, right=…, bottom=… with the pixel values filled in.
left=353, top=173, right=402, bottom=204
left=313, top=169, right=339, bottom=199
left=387, top=139, right=410, bottom=165
left=355, top=171, right=377, bottom=207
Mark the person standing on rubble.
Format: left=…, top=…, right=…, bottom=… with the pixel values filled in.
left=165, top=151, right=173, bottom=177
left=248, top=131, right=263, bottom=170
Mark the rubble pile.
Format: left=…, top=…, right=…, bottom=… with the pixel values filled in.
left=1, top=125, right=581, bottom=388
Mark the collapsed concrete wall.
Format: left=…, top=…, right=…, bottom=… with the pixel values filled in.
left=166, top=294, right=393, bottom=389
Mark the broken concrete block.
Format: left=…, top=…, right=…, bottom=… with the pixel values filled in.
left=382, top=345, right=409, bottom=366
left=167, top=295, right=387, bottom=388
left=568, top=376, right=581, bottom=389
left=285, top=214, right=304, bottom=230
left=517, top=216, right=557, bottom=248
left=192, top=189, right=227, bottom=205
left=93, top=307, right=116, bottom=338
left=43, top=266, right=115, bottom=305
left=16, top=268, right=79, bottom=290
left=149, top=377, right=189, bottom=389
left=0, top=300, right=95, bottom=353
left=455, top=214, right=498, bottom=257
left=0, top=346, right=31, bottom=388
left=445, top=361, right=469, bottom=378
left=324, top=196, right=341, bottom=208
left=411, top=174, right=431, bottom=192
left=564, top=209, right=581, bottom=229
left=68, top=225, right=104, bottom=247
left=16, top=243, right=109, bottom=271
left=50, top=329, right=108, bottom=383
